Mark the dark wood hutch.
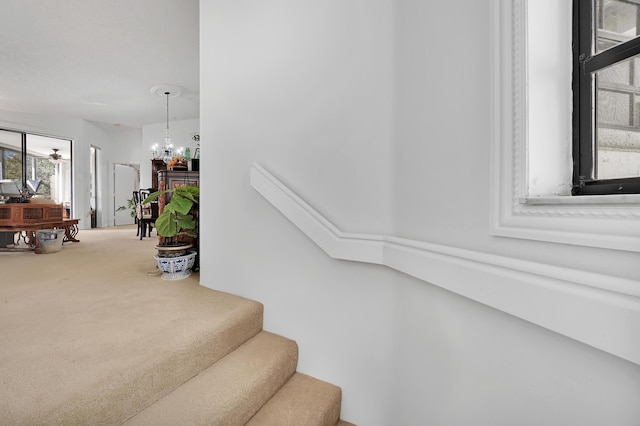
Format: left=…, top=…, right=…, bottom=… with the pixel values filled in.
left=151, top=159, right=167, bottom=190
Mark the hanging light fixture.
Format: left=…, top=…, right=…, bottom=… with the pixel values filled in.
left=150, top=85, right=183, bottom=162
left=161, top=91, right=174, bottom=164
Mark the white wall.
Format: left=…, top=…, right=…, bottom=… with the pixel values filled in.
left=200, top=1, right=640, bottom=425
left=106, top=129, right=141, bottom=227
left=201, top=1, right=396, bottom=424
left=391, top=1, right=640, bottom=422
left=81, top=121, right=111, bottom=228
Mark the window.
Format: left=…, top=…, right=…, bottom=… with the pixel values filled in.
left=573, top=0, right=640, bottom=194
left=0, top=129, right=72, bottom=211
left=491, top=0, right=640, bottom=253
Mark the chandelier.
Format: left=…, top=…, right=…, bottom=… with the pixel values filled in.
left=151, top=87, right=184, bottom=163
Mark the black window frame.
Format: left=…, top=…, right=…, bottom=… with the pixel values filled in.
left=573, top=0, right=640, bottom=195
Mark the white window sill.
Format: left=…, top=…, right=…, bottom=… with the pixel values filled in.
left=520, top=194, right=640, bottom=205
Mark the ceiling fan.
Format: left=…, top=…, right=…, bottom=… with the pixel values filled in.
left=49, top=148, right=63, bottom=161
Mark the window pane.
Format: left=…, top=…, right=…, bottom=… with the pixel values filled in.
left=0, top=129, right=22, bottom=182
left=596, top=0, right=640, bottom=53
left=25, top=134, right=71, bottom=209
left=602, top=0, right=638, bottom=34
left=634, top=57, right=640, bottom=85
left=36, top=159, right=55, bottom=198
left=595, top=51, right=640, bottom=179
left=597, top=127, right=640, bottom=178
left=596, top=89, right=631, bottom=126
left=597, top=37, right=618, bottom=52
left=3, top=150, right=21, bottom=180
left=599, top=59, right=631, bottom=84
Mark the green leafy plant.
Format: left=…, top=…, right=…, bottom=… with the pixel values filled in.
left=116, top=197, right=136, bottom=218
left=143, top=185, right=199, bottom=243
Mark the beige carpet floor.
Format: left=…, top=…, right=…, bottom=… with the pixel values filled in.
left=0, top=225, right=264, bottom=425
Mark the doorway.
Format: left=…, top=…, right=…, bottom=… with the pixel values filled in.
left=90, top=146, right=99, bottom=228
left=113, top=163, right=139, bottom=226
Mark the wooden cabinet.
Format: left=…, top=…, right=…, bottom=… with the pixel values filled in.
left=151, top=160, right=167, bottom=189
left=0, top=203, right=64, bottom=226
left=157, top=170, right=199, bottom=198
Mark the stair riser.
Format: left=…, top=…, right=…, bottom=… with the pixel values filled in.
left=124, top=331, right=298, bottom=426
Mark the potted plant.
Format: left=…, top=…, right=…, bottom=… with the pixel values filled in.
left=116, top=197, right=136, bottom=219
left=143, top=185, right=199, bottom=280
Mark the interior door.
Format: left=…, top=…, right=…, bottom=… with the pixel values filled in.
left=114, top=164, right=136, bottom=226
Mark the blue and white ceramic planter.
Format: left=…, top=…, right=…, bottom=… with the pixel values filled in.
left=154, top=251, right=197, bottom=280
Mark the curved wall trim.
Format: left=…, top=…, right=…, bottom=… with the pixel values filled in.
left=251, top=162, right=640, bottom=366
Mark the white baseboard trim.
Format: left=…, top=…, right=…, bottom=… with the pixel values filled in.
left=250, top=162, right=640, bottom=366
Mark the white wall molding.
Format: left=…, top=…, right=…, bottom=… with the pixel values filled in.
left=251, top=162, right=640, bottom=366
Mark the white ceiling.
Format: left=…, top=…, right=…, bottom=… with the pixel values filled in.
left=0, top=0, right=199, bottom=133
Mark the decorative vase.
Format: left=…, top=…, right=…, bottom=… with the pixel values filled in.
left=154, top=251, right=197, bottom=280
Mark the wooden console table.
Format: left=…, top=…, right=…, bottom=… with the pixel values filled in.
left=0, top=219, right=80, bottom=253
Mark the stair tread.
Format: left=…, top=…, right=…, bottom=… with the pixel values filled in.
left=124, top=330, right=298, bottom=426
left=246, top=372, right=342, bottom=426
left=0, top=277, right=264, bottom=426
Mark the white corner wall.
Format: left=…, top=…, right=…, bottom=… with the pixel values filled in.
left=200, top=1, right=396, bottom=424
left=199, top=1, right=640, bottom=425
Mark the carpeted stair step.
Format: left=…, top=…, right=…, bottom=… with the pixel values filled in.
left=246, top=372, right=343, bottom=426
left=124, top=330, right=299, bottom=426
left=1, top=227, right=353, bottom=425
left=0, top=274, right=265, bottom=426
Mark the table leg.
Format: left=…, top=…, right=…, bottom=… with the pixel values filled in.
left=63, top=223, right=80, bottom=243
